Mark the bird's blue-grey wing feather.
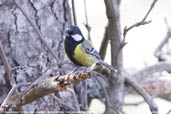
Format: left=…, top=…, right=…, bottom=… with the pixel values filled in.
left=81, top=40, right=117, bottom=72
left=82, top=40, right=101, bottom=59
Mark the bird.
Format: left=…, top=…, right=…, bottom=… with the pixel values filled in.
left=64, top=25, right=117, bottom=73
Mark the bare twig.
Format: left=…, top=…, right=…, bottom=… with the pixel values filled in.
left=14, top=0, right=60, bottom=63
left=154, top=19, right=171, bottom=61
left=124, top=21, right=151, bottom=35
left=142, top=0, right=157, bottom=22
left=83, top=0, right=91, bottom=41
left=99, top=23, right=109, bottom=59
left=0, top=83, right=30, bottom=112
left=124, top=0, right=157, bottom=36
left=0, top=42, right=11, bottom=85
left=125, top=76, right=158, bottom=114
left=71, top=0, right=77, bottom=25
left=123, top=0, right=158, bottom=49
left=0, top=85, right=17, bottom=109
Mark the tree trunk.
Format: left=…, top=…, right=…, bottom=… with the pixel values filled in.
left=104, top=0, right=124, bottom=113
left=0, top=0, right=72, bottom=112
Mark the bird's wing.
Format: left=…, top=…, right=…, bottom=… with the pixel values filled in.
left=81, top=40, right=117, bottom=72
left=81, top=40, right=101, bottom=59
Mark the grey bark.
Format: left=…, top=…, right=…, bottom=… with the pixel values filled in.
left=104, top=0, right=124, bottom=113
left=0, top=0, right=73, bottom=112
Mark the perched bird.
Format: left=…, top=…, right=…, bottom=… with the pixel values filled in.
left=64, top=25, right=117, bottom=72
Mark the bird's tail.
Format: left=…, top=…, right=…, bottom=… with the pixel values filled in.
left=98, top=59, right=117, bottom=73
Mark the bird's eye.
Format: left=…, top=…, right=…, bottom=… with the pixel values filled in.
left=68, top=30, right=73, bottom=35
left=66, top=28, right=74, bottom=35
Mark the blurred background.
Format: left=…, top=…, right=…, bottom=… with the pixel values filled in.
left=71, top=0, right=171, bottom=113
left=0, top=0, right=171, bottom=113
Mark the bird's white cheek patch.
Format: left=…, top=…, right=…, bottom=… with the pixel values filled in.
left=71, top=34, right=83, bottom=41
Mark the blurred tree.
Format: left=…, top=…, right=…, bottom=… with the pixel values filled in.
left=0, top=0, right=171, bottom=114
left=0, top=0, right=73, bottom=113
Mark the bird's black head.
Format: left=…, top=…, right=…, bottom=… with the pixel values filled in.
left=64, top=25, right=85, bottom=65
left=65, top=25, right=85, bottom=43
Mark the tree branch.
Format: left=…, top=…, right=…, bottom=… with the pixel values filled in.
left=131, top=61, right=171, bottom=82
left=154, top=19, right=171, bottom=61
left=71, top=0, right=77, bottom=25
left=83, top=0, right=91, bottom=41
left=0, top=83, right=30, bottom=112
left=125, top=77, right=158, bottom=114
left=123, top=0, right=158, bottom=48
left=0, top=71, right=91, bottom=114
left=140, top=79, right=171, bottom=101
left=99, top=23, right=109, bottom=59
left=0, top=42, right=11, bottom=85
left=104, top=0, right=124, bottom=113
left=95, top=76, right=126, bottom=114
left=15, top=72, right=91, bottom=107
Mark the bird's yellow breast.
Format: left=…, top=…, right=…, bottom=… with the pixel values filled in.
left=73, top=44, right=96, bottom=67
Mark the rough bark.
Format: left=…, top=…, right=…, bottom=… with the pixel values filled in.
left=0, top=0, right=72, bottom=112
left=104, top=0, right=124, bottom=113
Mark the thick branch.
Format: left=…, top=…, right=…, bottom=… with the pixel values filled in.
left=125, top=77, right=158, bottom=114
left=140, top=79, right=171, bottom=101
left=16, top=72, right=91, bottom=106
left=131, top=61, right=171, bottom=82
left=95, top=76, right=126, bottom=114
left=104, top=0, right=124, bottom=113
left=1, top=72, right=91, bottom=113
